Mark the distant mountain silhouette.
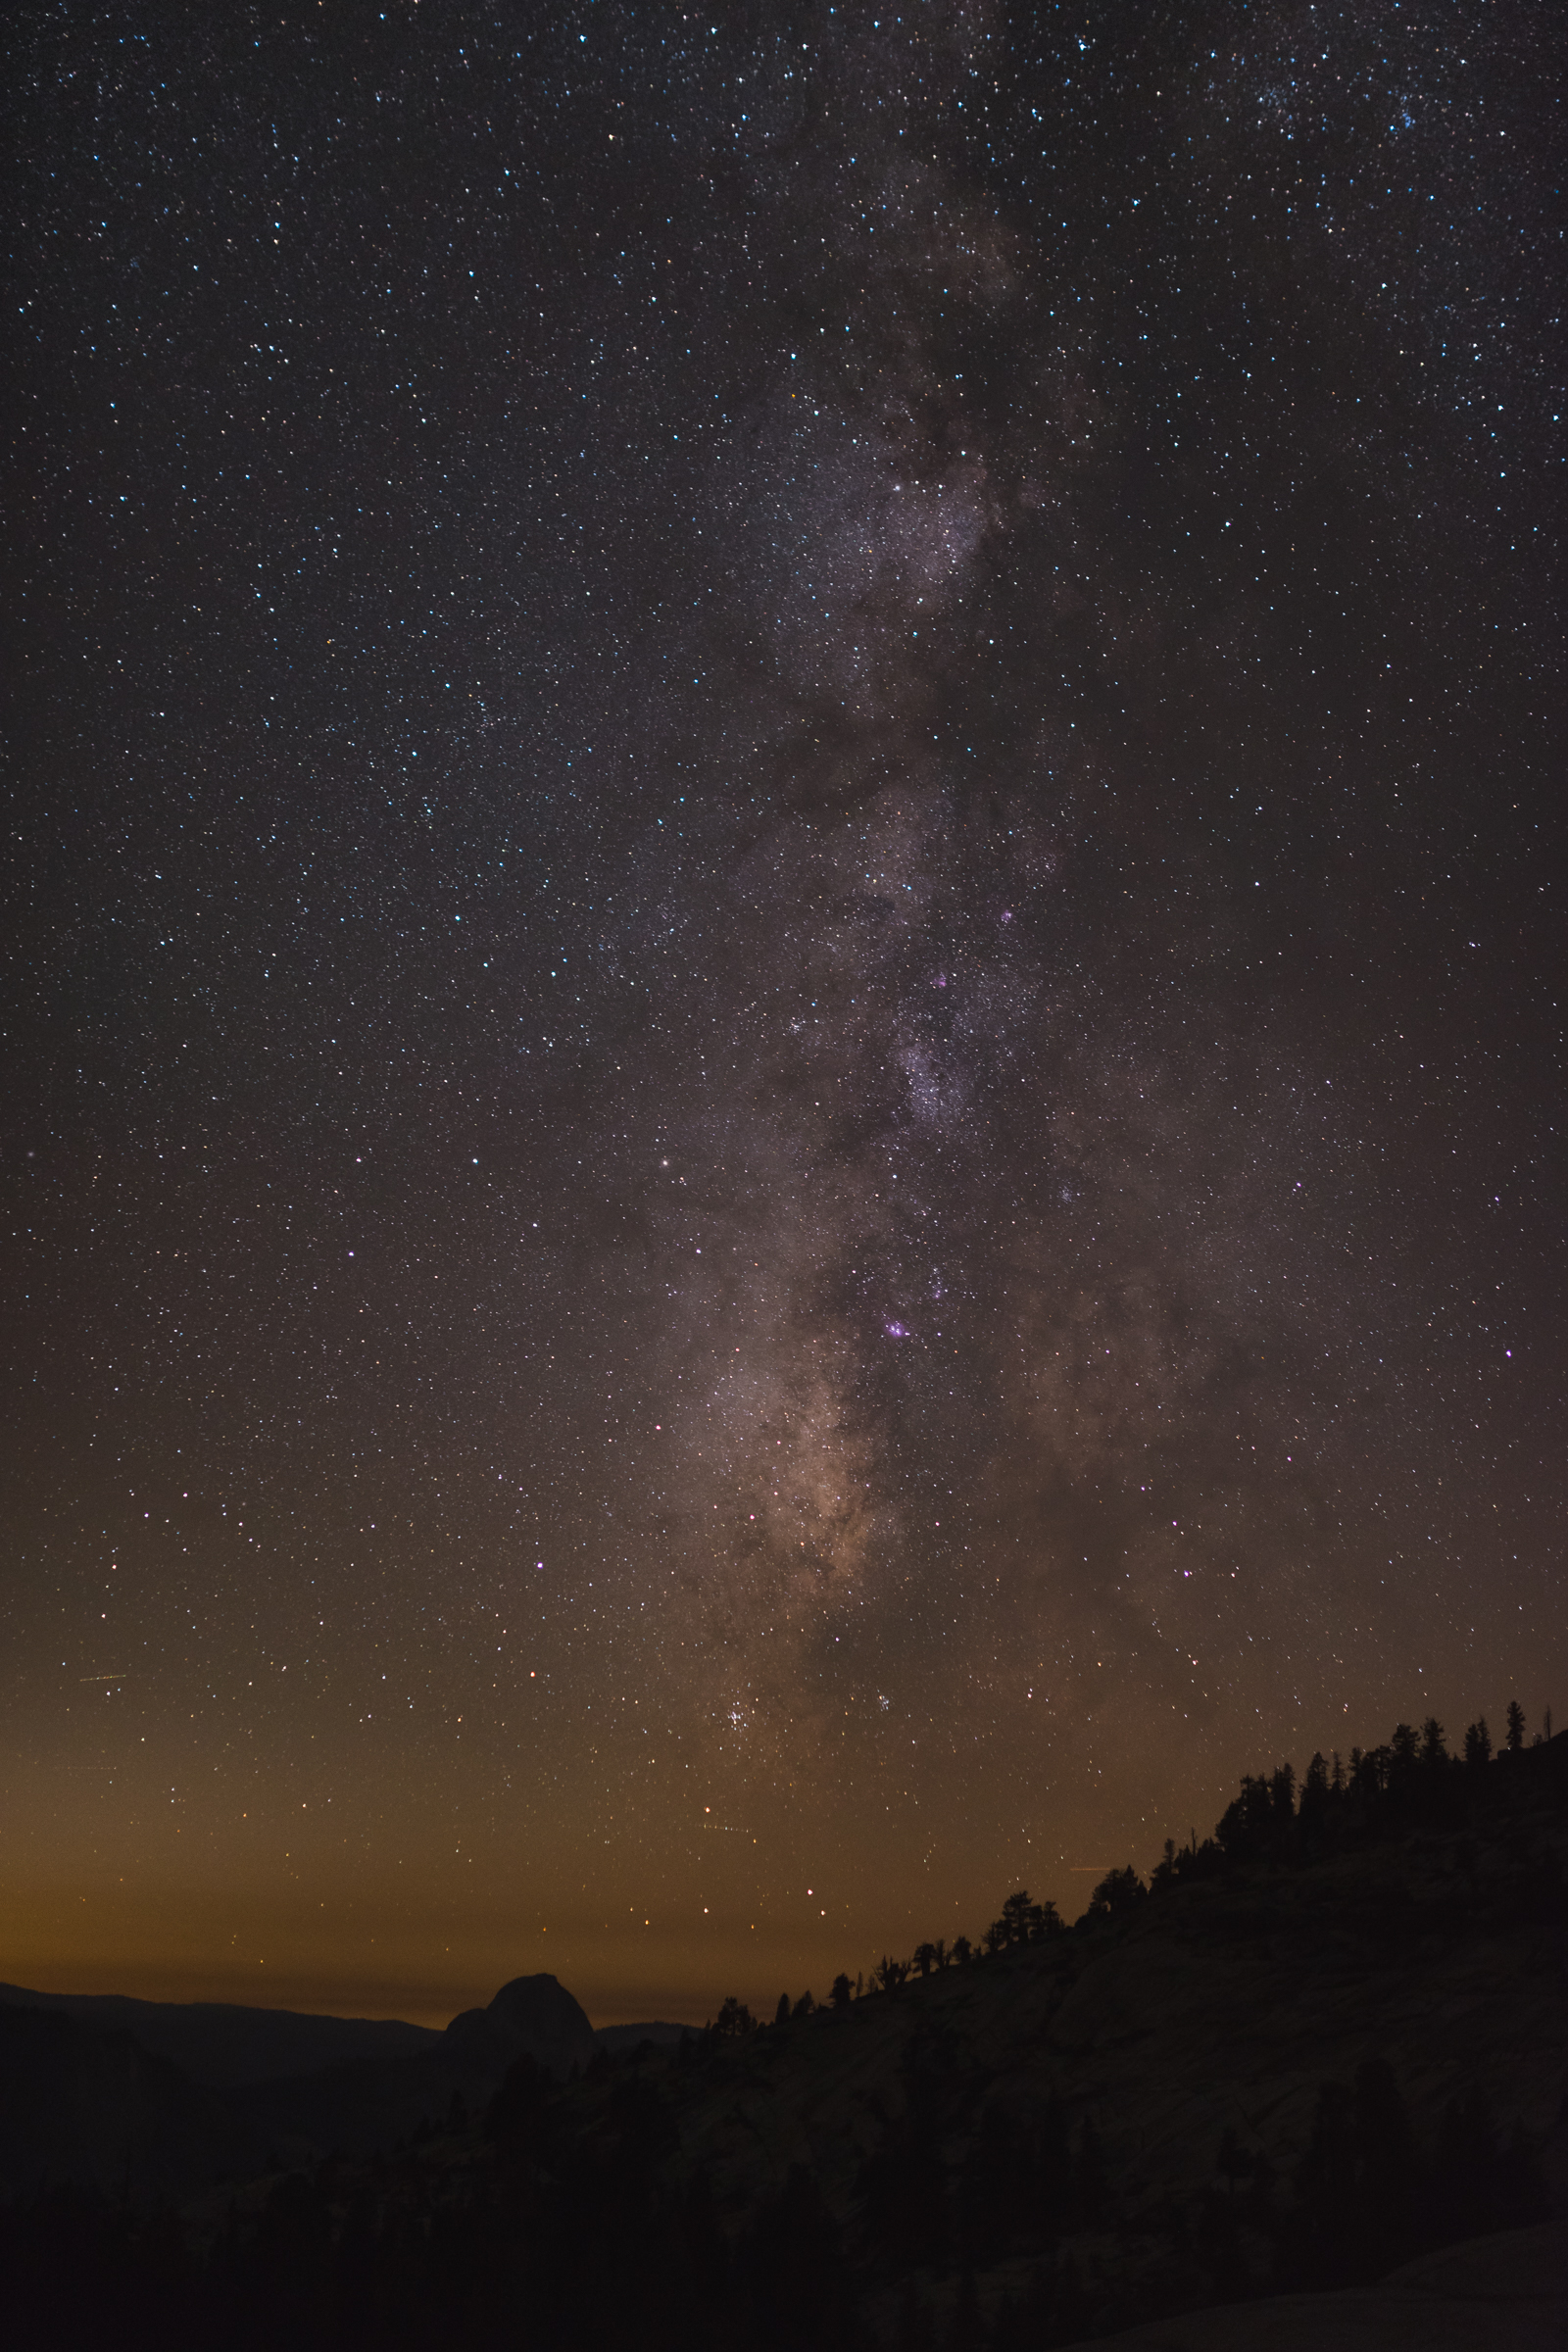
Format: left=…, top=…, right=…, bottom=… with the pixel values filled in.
left=592, top=2021, right=690, bottom=2055
left=0, top=2007, right=235, bottom=2199
left=443, top=1972, right=596, bottom=2078
left=3, top=1725, right=1563, bottom=2346
left=0, top=1972, right=597, bottom=2190
left=0, top=1974, right=627, bottom=2099
left=219, top=1720, right=1568, bottom=2343
left=0, top=1983, right=438, bottom=2088
left=221, top=1973, right=595, bottom=2172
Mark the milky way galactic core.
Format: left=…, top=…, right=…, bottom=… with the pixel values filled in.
left=4, top=1, right=1561, bottom=2022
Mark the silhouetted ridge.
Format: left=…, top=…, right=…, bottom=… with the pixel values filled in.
left=443, top=1972, right=595, bottom=2080
left=3, top=1700, right=1562, bottom=2348
left=0, top=1984, right=438, bottom=2090
left=0, top=2007, right=237, bottom=2200
left=698, top=1698, right=1566, bottom=2024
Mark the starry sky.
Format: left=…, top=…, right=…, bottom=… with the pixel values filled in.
left=4, top=1, right=1563, bottom=2029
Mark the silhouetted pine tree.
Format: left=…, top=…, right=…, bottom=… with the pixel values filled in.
left=746, top=2162, right=848, bottom=2348
left=1073, top=2114, right=1108, bottom=2228
left=955, top=2098, right=1033, bottom=2265
left=1086, top=1865, right=1147, bottom=1917
left=1035, top=2095, right=1074, bottom=2236
left=1282, top=2058, right=1419, bottom=2286
left=1298, top=1751, right=1330, bottom=1841
left=487, top=2049, right=554, bottom=2149
left=944, top=2266, right=980, bottom=2351
left=1430, top=2087, right=1548, bottom=2245
left=1000, top=1889, right=1035, bottom=1944
left=710, top=1995, right=756, bottom=2039
left=1215, top=2124, right=1252, bottom=2198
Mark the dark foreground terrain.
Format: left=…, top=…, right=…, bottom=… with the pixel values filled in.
left=4, top=1718, right=1565, bottom=2348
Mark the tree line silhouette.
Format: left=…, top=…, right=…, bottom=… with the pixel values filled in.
left=700, top=1697, right=1559, bottom=2043
left=1, top=1695, right=1558, bottom=2350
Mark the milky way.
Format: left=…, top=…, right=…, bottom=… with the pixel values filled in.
left=5, top=1, right=1562, bottom=2021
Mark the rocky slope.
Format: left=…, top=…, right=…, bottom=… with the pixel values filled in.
left=469, top=1729, right=1568, bottom=2343
left=1060, top=2222, right=1568, bottom=2352
left=4, top=1731, right=1564, bottom=2345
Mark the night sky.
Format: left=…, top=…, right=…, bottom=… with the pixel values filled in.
left=5, top=1, right=1563, bottom=2029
